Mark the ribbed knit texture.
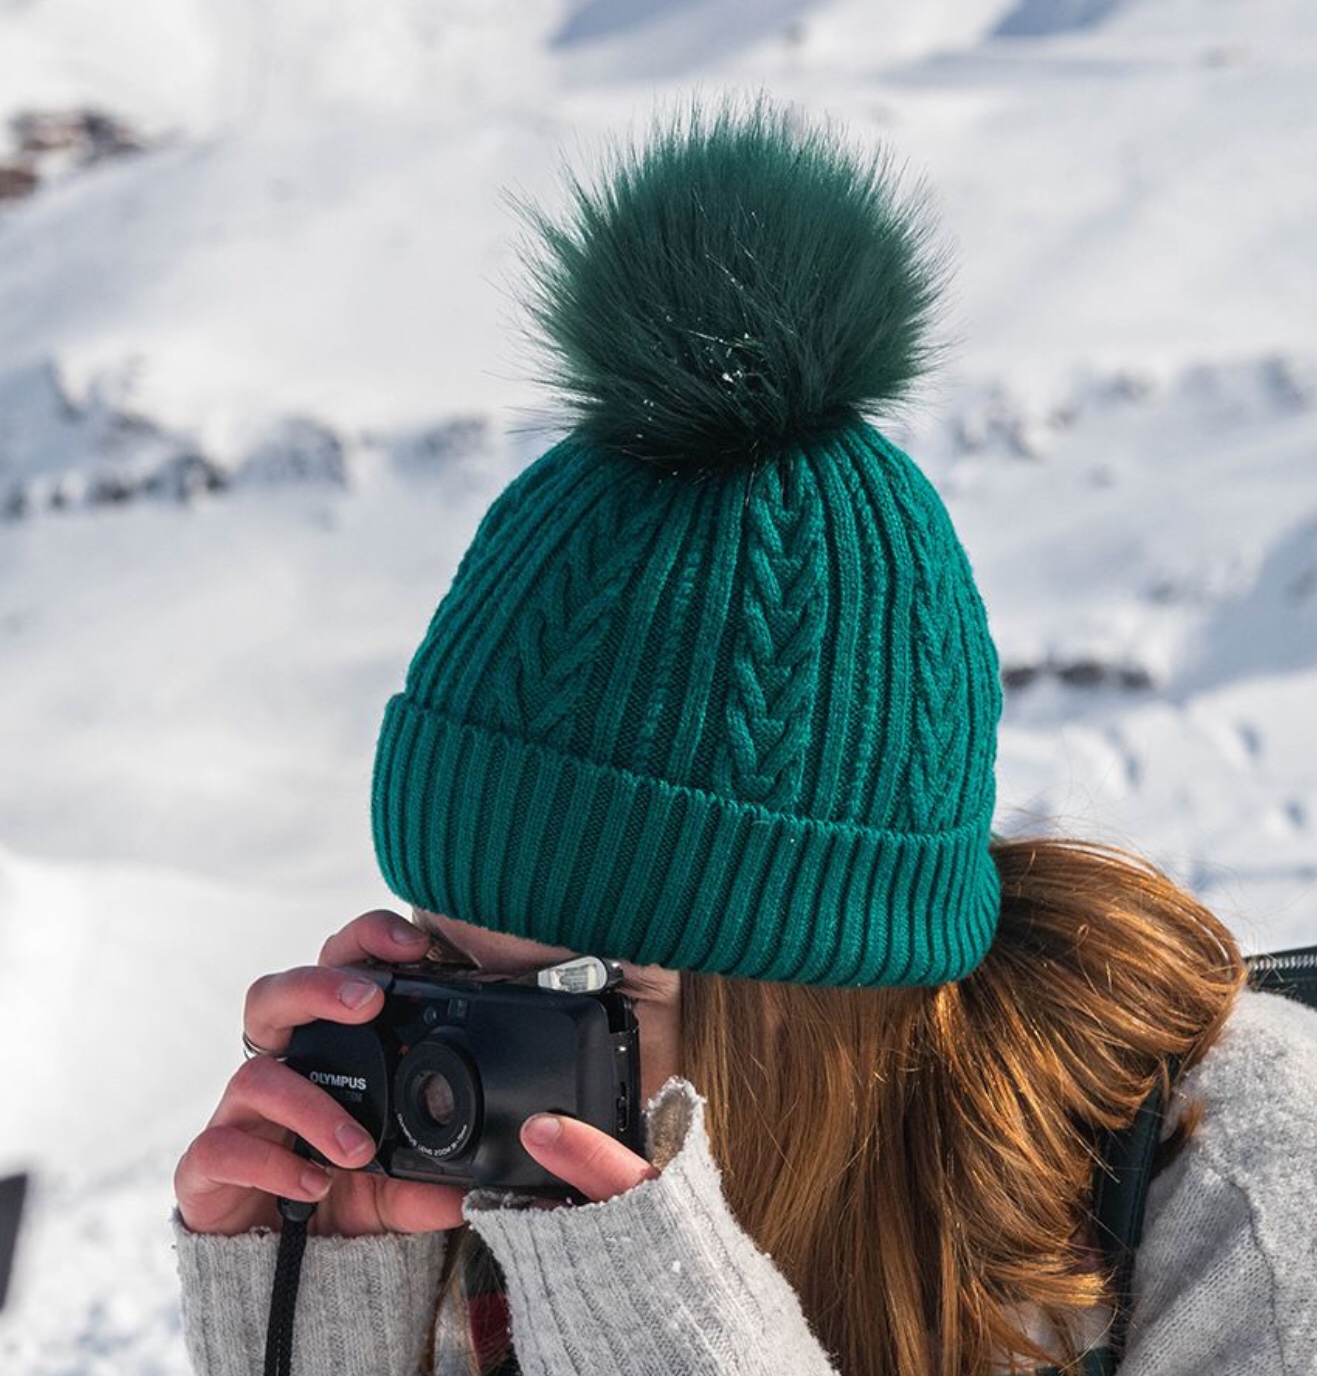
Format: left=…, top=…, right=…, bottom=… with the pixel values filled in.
left=463, top=1081, right=840, bottom=1375
left=372, top=420, right=1001, bottom=985
left=173, top=994, right=1317, bottom=1375
left=171, top=1215, right=447, bottom=1376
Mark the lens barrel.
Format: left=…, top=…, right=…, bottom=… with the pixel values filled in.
left=393, top=1039, right=481, bottom=1159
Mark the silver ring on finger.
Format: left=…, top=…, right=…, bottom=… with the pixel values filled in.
left=241, top=1030, right=285, bottom=1061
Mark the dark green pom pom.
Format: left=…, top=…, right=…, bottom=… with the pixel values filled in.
left=518, top=98, right=949, bottom=468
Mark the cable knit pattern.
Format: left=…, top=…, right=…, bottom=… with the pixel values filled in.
left=628, top=496, right=706, bottom=775
left=372, top=422, right=1003, bottom=986
left=490, top=482, right=665, bottom=749
left=715, top=458, right=826, bottom=810
left=887, top=450, right=971, bottom=834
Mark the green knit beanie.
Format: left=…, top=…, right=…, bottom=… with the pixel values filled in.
left=372, top=101, right=1002, bottom=986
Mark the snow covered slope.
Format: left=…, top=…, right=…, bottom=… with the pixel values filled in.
left=0, top=0, right=1314, bottom=1369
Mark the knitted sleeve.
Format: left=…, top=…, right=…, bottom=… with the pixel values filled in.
left=171, top=1213, right=448, bottom=1376
left=464, top=1079, right=840, bottom=1376
left=1120, top=990, right=1317, bottom=1375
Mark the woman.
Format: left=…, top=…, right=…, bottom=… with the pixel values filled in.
left=173, top=101, right=1317, bottom=1375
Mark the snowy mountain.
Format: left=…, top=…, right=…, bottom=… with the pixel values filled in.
left=1, top=0, right=1314, bottom=1369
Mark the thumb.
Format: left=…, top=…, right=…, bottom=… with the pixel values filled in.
left=521, top=1115, right=659, bottom=1203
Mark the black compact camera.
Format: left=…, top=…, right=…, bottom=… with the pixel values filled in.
left=286, top=951, right=641, bottom=1196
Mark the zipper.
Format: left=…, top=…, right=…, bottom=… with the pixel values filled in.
left=1247, top=948, right=1317, bottom=973
left=1246, top=946, right=1317, bottom=1004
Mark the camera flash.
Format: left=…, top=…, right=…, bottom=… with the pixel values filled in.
left=533, top=956, right=623, bottom=994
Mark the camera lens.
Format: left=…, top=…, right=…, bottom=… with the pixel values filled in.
left=393, top=1039, right=481, bottom=1161
left=418, top=1071, right=456, bottom=1127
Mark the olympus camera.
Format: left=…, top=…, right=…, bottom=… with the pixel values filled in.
left=285, top=950, right=641, bottom=1196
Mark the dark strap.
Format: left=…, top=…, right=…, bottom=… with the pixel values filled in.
left=1050, top=943, right=1317, bottom=1375
left=0, top=1173, right=27, bottom=1313
left=1089, top=1057, right=1178, bottom=1364
left=265, top=1198, right=317, bottom=1376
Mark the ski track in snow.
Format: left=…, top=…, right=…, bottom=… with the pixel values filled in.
left=1, top=0, right=1315, bottom=1369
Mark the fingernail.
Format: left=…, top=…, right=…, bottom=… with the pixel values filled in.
left=301, top=1167, right=331, bottom=1198
left=523, top=1114, right=562, bottom=1147
left=336, top=1121, right=374, bottom=1158
left=393, top=920, right=425, bottom=945
left=339, top=978, right=379, bottom=1009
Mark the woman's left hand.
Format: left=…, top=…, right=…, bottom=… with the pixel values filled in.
left=520, top=1114, right=659, bottom=1203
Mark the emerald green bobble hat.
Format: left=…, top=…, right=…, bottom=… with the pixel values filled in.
left=372, top=99, right=1003, bottom=987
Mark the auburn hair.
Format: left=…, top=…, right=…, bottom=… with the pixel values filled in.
left=681, top=836, right=1248, bottom=1376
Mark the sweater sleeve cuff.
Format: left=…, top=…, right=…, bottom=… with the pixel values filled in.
left=463, top=1079, right=837, bottom=1375
left=171, top=1212, right=447, bottom=1376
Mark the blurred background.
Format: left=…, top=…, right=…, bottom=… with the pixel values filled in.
left=1, top=1, right=1314, bottom=1368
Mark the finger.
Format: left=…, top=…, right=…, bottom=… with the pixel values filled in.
left=243, top=964, right=387, bottom=1058
left=176, top=1125, right=332, bottom=1230
left=372, top=1177, right=469, bottom=1235
left=211, top=1055, right=379, bottom=1171
left=520, top=1115, right=659, bottom=1204
left=319, top=909, right=431, bottom=969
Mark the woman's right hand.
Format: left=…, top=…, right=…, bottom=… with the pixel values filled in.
left=174, top=909, right=467, bottom=1238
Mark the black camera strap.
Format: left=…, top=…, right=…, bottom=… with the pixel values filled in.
left=0, top=1172, right=27, bottom=1313
left=1038, top=945, right=1317, bottom=1375
left=266, top=1197, right=317, bottom=1376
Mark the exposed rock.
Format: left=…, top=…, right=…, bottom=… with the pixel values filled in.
left=0, top=354, right=487, bottom=522
left=1, top=108, right=149, bottom=212
left=85, top=472, right=137, bottom=507
left=387, top=416, right=488, bottom=470
left=0, top=159, right=38, bottom=203
left=1094, top=369, right=1156, bottom=404
left=951, top=386, right=1046, bottom=460
left=152, top=452, right=230, bottom=502
left=1261, top=354, right=1315, bottom=412
left=1001, top=662, right=1040, bottom=691
left=944, top=366, right=1169, bottom=466
left=239, top=418, right=346, bottom=486
left=7, top=452, right=233, bottom=517
left=11, top=108, right=145, bottom=164
left=1002, top=657, right=1153, bottom=693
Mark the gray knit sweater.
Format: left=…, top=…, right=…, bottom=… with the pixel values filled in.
left=173, top=990, right=1317, bottom=1375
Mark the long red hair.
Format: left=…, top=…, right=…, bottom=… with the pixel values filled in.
left=681, top=837, right=1248, bottom=1375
